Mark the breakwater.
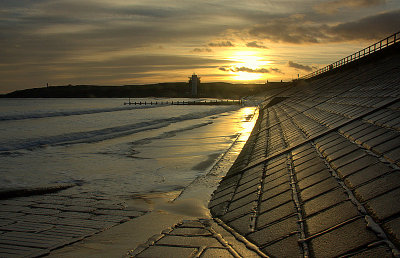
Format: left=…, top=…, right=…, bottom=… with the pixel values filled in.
left=124, top=99, right=243, bottom=106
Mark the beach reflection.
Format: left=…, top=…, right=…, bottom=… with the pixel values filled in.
left=240, top=107, right=258, bottom=132
left=235, top=106, right=258, bottom=144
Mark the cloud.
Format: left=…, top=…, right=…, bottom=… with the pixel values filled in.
left=249, top=9, right=400, bottom=44
left=271, top=68, right=283, bottom=74
left=236, top=67, right=270, bottom=73
left=249, top=15, right=326, bottom=44
left=208, top=41, right=235, bottom=47
left=314, top=0, right=386, bottom=14
left=219, top=66, right=271, bottom=73
left=288, top=61, right=313, bottom=72
left=329, top=10, right=400, bottom=41
left=0, top=0, right=399, bottom=93
left=192, top=48, right=212, bottom=53
left=246, top=41, right=268, bottom=49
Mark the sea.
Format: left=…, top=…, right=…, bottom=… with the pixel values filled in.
left=0, top=98, right=259, bottom=203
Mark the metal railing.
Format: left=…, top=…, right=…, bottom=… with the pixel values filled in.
left=300, top=31, right=400, bottom=80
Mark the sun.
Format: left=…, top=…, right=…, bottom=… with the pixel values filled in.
left=226, top=51, right=270, bottom=81
left=233, top=51, right=264, bottom=68
left=234, top=72, right=262, bottom=81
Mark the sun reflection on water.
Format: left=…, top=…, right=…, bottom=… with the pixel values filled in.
left=238, top=107, right=258, bottom=135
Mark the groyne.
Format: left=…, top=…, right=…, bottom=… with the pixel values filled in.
left=124, top=99, right=243, bottom=106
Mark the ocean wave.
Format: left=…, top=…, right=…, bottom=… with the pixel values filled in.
left=0, top=106, right=238, bottom=152
left=0, top=104, right=160, bottom=121
left=130, top=121, right=213, bottom=146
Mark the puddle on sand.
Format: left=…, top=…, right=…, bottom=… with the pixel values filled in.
left=124, top=190, right=182, bottom=212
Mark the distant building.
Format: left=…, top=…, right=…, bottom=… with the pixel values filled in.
left=189, top=74, right=200, bottom=96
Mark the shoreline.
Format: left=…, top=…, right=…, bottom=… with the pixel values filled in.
left=46, top=106, right=260, bottom=257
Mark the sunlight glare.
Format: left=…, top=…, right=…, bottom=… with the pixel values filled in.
left=226, top=50, right=270, bottom=81
left=236, top=107, right=258, bottom=142
left=233, top=51, right=265, bottom=68
left=235, top=72, right=262, bottom=81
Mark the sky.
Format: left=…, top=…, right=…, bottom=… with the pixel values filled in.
left=0, top=0, right=399, bottom=94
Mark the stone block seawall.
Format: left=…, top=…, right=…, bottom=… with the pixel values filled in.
left=209, top=42, right=400, bottom=257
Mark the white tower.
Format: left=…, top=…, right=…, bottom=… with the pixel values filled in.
left=189, top=74, right=200, bottom=96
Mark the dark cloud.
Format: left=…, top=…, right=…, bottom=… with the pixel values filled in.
left=0, top=53, right=226, bottom=92
left=236, top=67, right=270, bottom=73
left=249, top=15, right=326, bottom=43
left=288, top=61, right=313, bottom=72
left=219, top=66, right=271, bottom=73
left=208, top=41, right=235, bottom=47
left=246, top=41, right=268, bottom=49
left=249, top=10, right=400, bottom=44
left=192, top=48, right=212, bottom=53
left=0, top=0, right=399, bottom=93
left=330, top=10, right=400, bottom=41
left=271, top=68, right=283, bottom=74
left=314, top=0, right=386, bottom=14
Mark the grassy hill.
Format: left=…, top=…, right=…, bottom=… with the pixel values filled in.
left=1, top=82, right=274, bottom=99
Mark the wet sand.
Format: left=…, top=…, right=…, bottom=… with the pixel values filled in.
left=48, top=109, right=258, bottom=257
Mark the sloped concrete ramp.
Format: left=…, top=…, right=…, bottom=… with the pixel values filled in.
left=209, top=44, right=400, bottom=257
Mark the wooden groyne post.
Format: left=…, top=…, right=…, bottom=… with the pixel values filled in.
left=124, top=99, right=243, bottom=106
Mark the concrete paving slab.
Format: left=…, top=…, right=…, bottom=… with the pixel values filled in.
left=263, top=172, right=289, bottom=189
left=0, top=243, right=48, bottom=257
left=372, top=136, right=400, bottom=155
left=236, top=177, right=261, bottom=193
left=297, top=169, right=331, bottom=190
left=295, top=163, right=328, bottom=181
left=353, top=127, right=388, bottom=145
left=136, top=245, right=198, bottom=258
left=305, top=201, right=360, bottom=236
left=263, top=168, right=289, bottom=184
left=329, top=148, right=367, bottom=169
left=0, top=221, right=54, bottom=233
left=354, top=171, right=400, bottom=201
left=247, top=215, right=298, bottom=246
left=233, top=185, right=260, bottom=201
left=228, top=214, right=254, bottom=235
left=345, top=162, right=394, bottom=189
left=385, top=146, right=400, bottom=165
left=228, top=193, right=258, bottom=212
left=261, top=234, right=301, bottom=258
left=222, top=202, right=256, bottom=222
left=200, top=248, right=233, bottom=257
left=347, top=244, right=393, bottom=257
left=308, top=218, right=379, bottom=257
left=362, top=130, right=400, bottom=149
left=128, top=218, right=264, bottom=258
left=365, top=187, right=400, bottom=222
left=257, top=202, right=296, bottom=228
left=384, top=216, right=400, bottom=247
left=300, top=177, right=340, bottom=201
left=259, top=190, right=292, bottom=214
left=326, top=144, right=360, bottom=162
left=336, top=155, right=380, bottom=178
left=303, top=188, right=348, bottom=217
left=294, top=156, right=324, bottom=172
left=261, top=182, right=291, bottom=201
